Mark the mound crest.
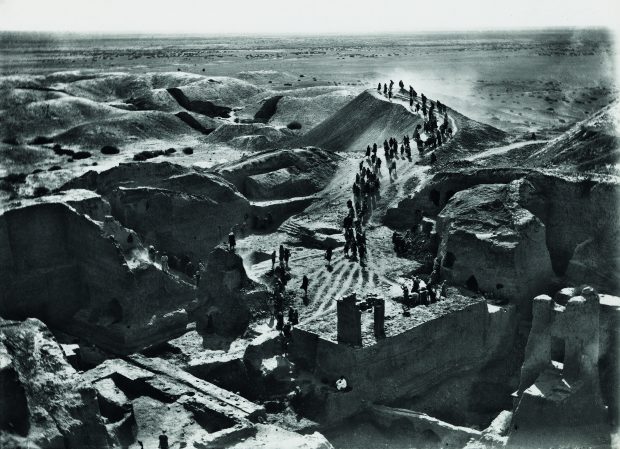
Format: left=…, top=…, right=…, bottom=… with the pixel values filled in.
left=299, top=90, right=421, bottom=152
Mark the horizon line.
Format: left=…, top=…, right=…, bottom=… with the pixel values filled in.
left=0, top=25, right=615, bottom=38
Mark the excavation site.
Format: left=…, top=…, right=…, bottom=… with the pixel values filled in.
left=0, top=21, right=618, bottom=449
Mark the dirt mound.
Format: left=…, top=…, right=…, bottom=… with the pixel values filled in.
left=206, top=122, right=294, bottom=150
left=53, top=110, right=198, bottom=148
left=62, top=161, right=188, bottom=194
left=525, top=101, right=620, bottom=171
left=123, top=87, right=182, bottom=112
left=300, top=90, right=421, bottom=152
left=174, top=76, right=264, bottom=109
left=175, top=111, right=215, bottom=134
left=0, top=95, right=122, bottom=140
left=216, top=147, right=341, bottom=200
left=0, top=86, right=66, bottom=110
left=236, top=70, right=299, bottom=85
left=56, top=72, right=156, bottom=102
left=52, top=72, right=201, bottom=101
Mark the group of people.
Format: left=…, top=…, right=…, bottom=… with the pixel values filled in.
left=268, top=243, right=309, bottom=352
left=275, top=305, right=300, bottom=352
left=148, top=245, right=202, bottom=284
left=401, top=257, right=446, bottom=310
left=401, top=277, right=447, bottom=309
left=345, top=160, right=377, bottom=265
left=376, top=79, right=455, bottom=160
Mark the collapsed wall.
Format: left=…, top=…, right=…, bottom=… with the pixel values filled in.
left=0, top=195, right=195, bottom=353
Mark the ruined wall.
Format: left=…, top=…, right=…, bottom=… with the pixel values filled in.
left=437, top=181, right=554, bottom=313
left=292, top=298, right=517, bottom=422
left=0, top=200, right=194, bottom=353
left=0, top=203, right=87, bottom=324
left=522, top=174, right=619, bottom=282
left=508, top=288, right=611, bottom=448
left=109, top=186, right=250, bottom=262
left=63, top=162, right=252, bottom=263
left=386, top=169, right=620, bottom=294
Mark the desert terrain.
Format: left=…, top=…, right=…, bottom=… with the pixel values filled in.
left=0, top=28, right=619, bottom=449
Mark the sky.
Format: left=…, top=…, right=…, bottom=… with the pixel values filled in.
left=0, top=0, right=618, bottom=34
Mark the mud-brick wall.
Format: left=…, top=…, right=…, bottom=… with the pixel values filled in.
left=109, top=187, right=250, bottom=262
left=523, top=174, right=620, bottom=281
left=294, top=300, right=516, bottom=411
left=0, top=203, right=86, bottom=324
left=63, top=207, right=137, bottom=320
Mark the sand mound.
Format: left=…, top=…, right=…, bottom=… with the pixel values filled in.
left=526, top=101, right=620, bottom=170
left=0, top=86, right=66, bottom=110
left=53, top=110, right=197, bottom=147
left=216, top=147, right=341, bottom=199
left=236, top=70, right=299, bottom=85
left=175, top=76, right=265, bottom=109
left=0, top=95, right=123, bottom=140
left=299, top=90, right=422, bottom=152
left=51, top=71, right=206, bottom=103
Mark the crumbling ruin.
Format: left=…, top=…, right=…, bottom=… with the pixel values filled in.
left=508, top=286, right=610, bottom=448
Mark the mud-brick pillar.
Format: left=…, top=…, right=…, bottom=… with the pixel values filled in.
left=374, top=298, right=385, bottom=338
left=337, top=293, right=362, bottom=346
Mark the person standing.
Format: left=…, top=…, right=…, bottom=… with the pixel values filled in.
left=228, top=231, right=236, bottom=251
left=301, top=275, right=309, bottom=297
left=158, top=431, right=169, bottom=449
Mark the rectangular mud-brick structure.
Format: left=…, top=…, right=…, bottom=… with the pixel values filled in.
left=337, top=293, right=362, bottom=346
